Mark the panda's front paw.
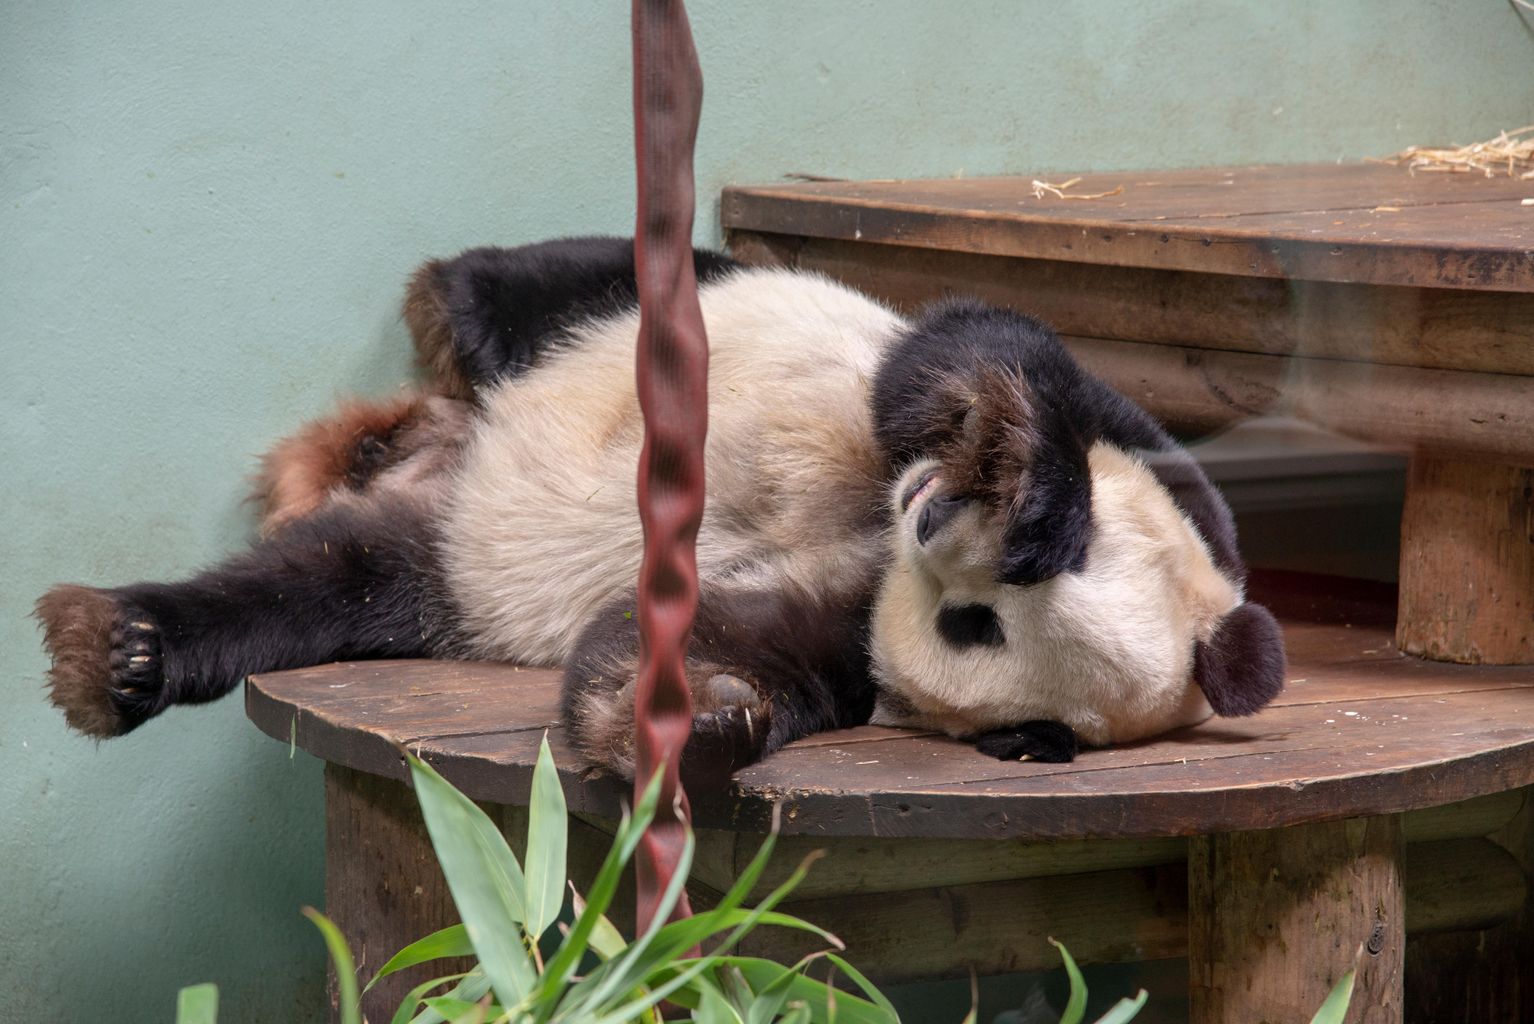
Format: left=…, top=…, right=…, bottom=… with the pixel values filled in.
left=35, top=586, right=166, bottom=738
left=997, top=542, right=1080, bottom=587
left=973, top=720, right=1077, bottom=763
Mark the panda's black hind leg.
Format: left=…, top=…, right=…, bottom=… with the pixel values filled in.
left=973, top=720, right=1078, bottom=763
left=36, top=497, right=444, bottom=738
left=561, top=581, right=876, bottom=788
left=404, top=236, right=740, bottom=398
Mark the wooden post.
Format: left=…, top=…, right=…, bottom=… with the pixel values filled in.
left=1189, top=816, right=1404, bottom=1024
left=1397, top=457, right=1534, bottom=665
left=324, top=764, right=462, bottom=1024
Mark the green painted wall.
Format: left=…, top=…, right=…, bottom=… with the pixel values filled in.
left=4, top=1, right=1530, bottom=1019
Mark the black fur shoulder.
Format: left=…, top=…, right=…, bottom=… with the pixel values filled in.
left=871, top=298, right=1240, bottom=582
left=404, top=236, right=739, bottom=396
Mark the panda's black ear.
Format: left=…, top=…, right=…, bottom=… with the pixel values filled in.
left=1193, top=602, right=1286, bottom=716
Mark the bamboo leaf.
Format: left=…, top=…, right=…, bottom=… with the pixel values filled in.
left=524, top=734, right=569, bottom=940
left=1050, top=938, right=1088, bottom=1024
left=534, top=770, right=664, bottom=1010
left=367, top=924, right=474, bottom=992
left=570, top=885, right=626, bottom=960
left=409, top=971, right=492, bottom=1024
left=407, top=752, right=536, bottom=1008
left=175, top=983, right=218, bottom=1024
left=583, top=851, right=839, bottom=1024
left=823, top=955, right=897, bottom=1022
left=744, top=957, right=821, bottom=1024
left=662, top=958, right=895, bottom=1024
left=692, top=979, right=745, bottom=1024
left=303, top=908, right=361, bottom=1024
left=387, top=972, right=469, bottom=1024
left=779, top=1004, right=812, bottom=1024
left=1309, top=969, right=1356, bottom=1024
left=555, top=811, right=698, bottom=1018
left=1090, top=990, right=1148, bottom=1024
left=421, top=996, right=484, bottom=1019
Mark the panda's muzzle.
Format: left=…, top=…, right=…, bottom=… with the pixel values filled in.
left=917, top=491, right=968, bottom=546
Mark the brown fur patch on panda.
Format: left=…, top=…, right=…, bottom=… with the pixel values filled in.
left=928, top=366, right=1041, bottom=515
left=403, top=260, right=473, bottom=399
left=35, top=584, right=127, bottom=738
left=252, top=392, right=470, bottom=536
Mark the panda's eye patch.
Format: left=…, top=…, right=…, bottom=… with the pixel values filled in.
left=936, top=603, right=1005, bottom=649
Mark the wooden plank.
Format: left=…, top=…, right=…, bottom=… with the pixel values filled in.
left=722, top=164, right=1534, bottom=291
left=728, top=165, right=1534, bottom=224
left=1398, top=457, right=1534, bottom=664
left=737, top=863, right=1192, bottom=984
left=682, top=791, right=1523, bottom=901
left=1188, top=815, right=1404, bottom=1024
left=731, top=234, right=1534, bottom=377
left=324, top=764, right=466, bottom=1024
left=732, top=820, right=1520, bottom=986
left=1404, top=926, right=1532, bottom=1024
left=1404, top=838, right=1529, bottom=934
left=386, top=687, right=1534, bottom=841
left=1059, top=335, right=1534, bottom=463
left=246, top=665, right=562, bottom=780
left=729, top=686, right=1534, bottom=798
left=247, top=584, right=1534, bottom=842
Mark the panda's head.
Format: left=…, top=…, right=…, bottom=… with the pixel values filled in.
left=867, top=303, right=1284, bottom=749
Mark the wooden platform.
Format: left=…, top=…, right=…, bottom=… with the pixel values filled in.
left=721, top=162, right=1534, bottom=292
left=247, top=574, right=1534, bottom=840
left=250, top=571, right=1534, bottom=1022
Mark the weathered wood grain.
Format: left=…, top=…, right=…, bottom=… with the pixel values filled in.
left=726, top=818, right=1520, bottom=986
left=246, top=574, right=1534, bottom=842
left=722, top=164, right=1534, bottom=291
left=1061, top=336, right=1534, bottom=462
left=1189, top=815, right=1404, bottom=1024
left=323, top=765, right=466, bottom=1024
left=1398, top=457, right=1534, bottom=664
left=727, top=235, right=1534, bottom=377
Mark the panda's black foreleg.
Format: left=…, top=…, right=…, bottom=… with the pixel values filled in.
left=36, top=498, right=443, bottom=738
left=972, top=721, right=1078, bottom=763
left=872, top=301, right=1245, bottom=584
left=405, top=236, right=740, bottom=398
left=561, top=583, right=876, bottom=789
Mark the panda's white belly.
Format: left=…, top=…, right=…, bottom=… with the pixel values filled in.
left=439, top=267, right=902, bottom=663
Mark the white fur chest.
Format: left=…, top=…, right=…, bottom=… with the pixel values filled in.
left=437, top=268, right=903, bottom=663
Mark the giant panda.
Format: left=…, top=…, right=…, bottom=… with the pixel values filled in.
left=36, top=236, right=1285, bottom=783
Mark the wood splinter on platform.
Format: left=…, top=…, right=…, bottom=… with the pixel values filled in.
left=1030, top=177, right=1125, bottom=200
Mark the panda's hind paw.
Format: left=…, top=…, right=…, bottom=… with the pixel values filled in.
left=973, top=720, right=1077, bottom=763
left=35, top=586, right=166, bottom=738
left=680, top=673, right=772, bottom=790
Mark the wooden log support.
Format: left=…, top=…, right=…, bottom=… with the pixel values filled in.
left=324, top=764, right=464, bottom=1024
left=315, top=780, right=1530, bottom=1011
left=1398, top=457, right=1534, bottom=664
left=1189, top=815, right=1405, bottom=1024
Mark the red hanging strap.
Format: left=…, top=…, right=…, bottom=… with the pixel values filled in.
left=630, top=0, right=706, bottom=933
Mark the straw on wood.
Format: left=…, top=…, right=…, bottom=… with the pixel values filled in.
left=1379, top=125, right=1534, bottom=180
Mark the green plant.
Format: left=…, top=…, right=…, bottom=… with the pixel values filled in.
left=372, top=737, right=893, bottom=1023
left=173, top=739, right=1355, bottom=1023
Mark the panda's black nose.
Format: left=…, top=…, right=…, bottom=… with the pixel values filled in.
left=917, top=493, right=967, bottom=546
